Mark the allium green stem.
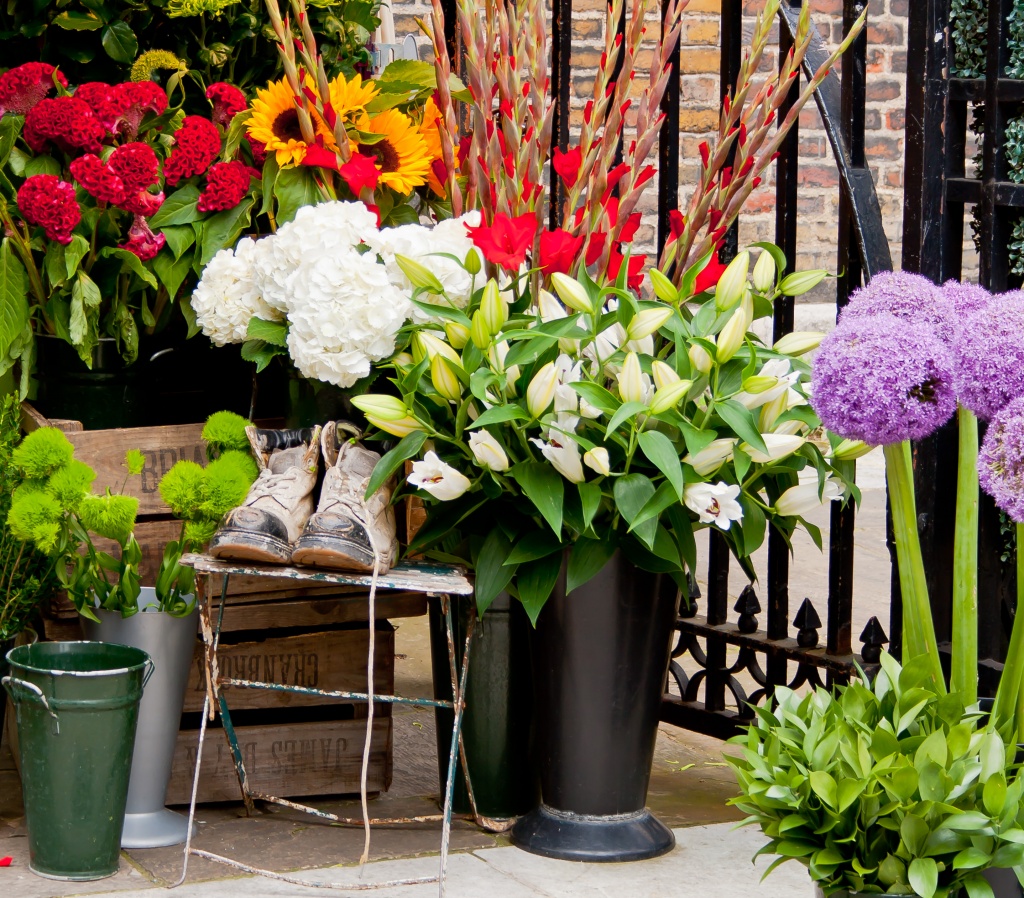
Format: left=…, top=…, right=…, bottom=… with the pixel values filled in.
left=993, top=521, right=1024, bottom=738
left=883, top=440, right=945, bottom=693
left=952, top=404, right=979, bottom=703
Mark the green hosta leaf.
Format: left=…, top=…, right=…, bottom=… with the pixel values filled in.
left=908, top=857, right=938, bottom=898
left=473, top=527, right=515, bottom=616
left=102, top=21, right=138, bottom=63
left=566, top=536, right=616, bottom=594
left=510, top=462, right=563, bottom=536
left=637, top=430, right=684, bottom=499
left=516, top=552, right=562, bottom=625
left=0, top=240, right=29, bottom=364
left=247, top=317, right=288, bottom=347
left=363, top=430, right=427, bottom=501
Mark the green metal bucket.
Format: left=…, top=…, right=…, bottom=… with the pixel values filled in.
left=3, top=641, right=152, bottom=881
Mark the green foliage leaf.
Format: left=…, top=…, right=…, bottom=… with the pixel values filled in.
left=102, top=21, right=138, bottom=63
left=0, top=241, right=29, bottom=364
left=604, top=400, right=648, bottom=440
left=468, top=405, right=529, bottom=429
left=566, top=536, right=616, bottom=594
left=505, top=531, right=563, bottom=565
left=364, top=430, right=427, bottom=501
left=54, top=10, right=104, bottom=30
left=149, top=185, right=201, bottom=228
left=516, top=551, right=562, bottom=625
left=637, top=430, right=684, bottom=499
left=614, top=473, right=657, bottom=548
left=246, top=317, right=287, bottom=347
left=201, top=198, right=254, bottom=266
left=578, top=481, right=603, bottom=532
left=152, top=251, right=192, bottom=301
left=908, top=857, right=938, bottom=898
left=474, top=527, right=515, bottom=616
left=715, top=399, right=768, bottom=456
left=510, top=462, right=563, bottom=536
left=100, top=247, right=158, bottom=288
left=273, top=167, right=321, bottom=225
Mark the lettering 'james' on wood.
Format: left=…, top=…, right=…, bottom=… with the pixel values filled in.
left=165, top=718, right=392, bottom=804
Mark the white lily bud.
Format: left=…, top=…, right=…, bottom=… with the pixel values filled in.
left=480, top=280, right=507, bottom=334
left=526, top=362, right=559, bottom=418
left=538, top=289, right=567, bottom=322
left=741, top=375, right=779, bottom=395
left=470, top=311, right=492, bottom=350
left=431, top=354, right=463, bottom=402
left=468, top=430, right=509, bottom=471
left=551, top=271, right=594, bottom=314
left=617, top=351, right=646, bottom=404
left=689, top=341, right=714, bottom=375
left=775, top=478, right=843, bottom=517
left=395, top=254, right=445, bottom=294
left=393, top=352, right=415, bottom=369
left=463, top=247, right=482, bottom=275
left=684, top=438, right=737, bottom=477
left=413, top=332, right=460, bottom=365
left=649, top=379, right=692, bottom=415
left=751, top=250, right=777, bottom=293
left=714, top=251, right=749, bottom=311
left=352, top=394, right=411, bottom=421
left=444, top=321, right=470, bottom=349
left=779, top=270, right=829, bottom=297
left=832, top=438, right=874, bottom=461
left=626, top=307, right=673, bottom=342
left=740, top=433, right=805, bottom=464
left=773, top=331, right=824, bottom=356
left=649, top=268, right=679, bottom=303
left=716, top=308, right=748, bottom=363
left=365, top=414, right=425, bottom=438
left=583, top=447, right=611, bottom=477
left=651, top=360, right=681, bottom=390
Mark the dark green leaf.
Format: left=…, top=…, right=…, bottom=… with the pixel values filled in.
left=638, top=430, right=684, bottom=498
left=200, top=198, right=254, bottom=265
left=468, top=404, right=529, bottom=429
left=25, top=155, right=60, bottom=177
left=474, top=528, right=515, bottom=615
left=578, top=481, right=603, bottom=531
left=152, top=251, right=192, bottom=301
left=0, top=241, right=29, bottom=364
left=566, top=536, right=616, bottom=593
left=364, top=430, right=427, bottom=500
left=509, top=462, right=563, bottom=536
left=247, top=317, right=288, bottom=347
left=149, top=185, right=201, bottom=228
left=100, top=247, right=158, bottom=288
left=614, top=473, right=657, bottom=548
left=716, top=399, right=768, bottom=456
left=571, top=381, right=620, bottom=414
left=102, top=21, right=138, bottom=63
left=54, top=10, right=104, bottom=29
left=273, top=167, right=320, bottom=225
left=604, top=400, right=649, bottom=439
left=505, top=530, right=563, bottom=565
left=516, top=552, right=563, bottom=625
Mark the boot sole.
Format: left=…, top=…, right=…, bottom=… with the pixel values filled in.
left=208, top=529, right=294, bottom=565
left=291, top=535, right=379, bottom=572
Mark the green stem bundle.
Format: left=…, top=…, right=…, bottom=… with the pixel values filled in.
left=993, top=522, right=1024, bottom=740
left=952, top=404, right=979, bottom=703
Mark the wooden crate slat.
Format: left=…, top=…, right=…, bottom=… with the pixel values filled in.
left=165, top=717, right=392, bottom=805
left=216, top=593, right=427, bottom=631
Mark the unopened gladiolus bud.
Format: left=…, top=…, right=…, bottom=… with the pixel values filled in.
left=583, top=447, right=611, bottom=476
left=431, top=355, right=463, bottom=402
left=714, top=251, right=749, bottom=311
left=773, top=331, right=824, bottom=356
left=751, top=250, right=777, bottom=293
left=649, top=379, right=692, bottom=415
left=471, top=311, right=492, bottom=350
left=649, top=268, right=679, bottom=303
left=395, top=254, right=445, bottom=294
left=832, top=438, right=873, bottom=461
left=779, top=269, right=829, bottom=297
left=352, top=394, right=410, bottom=421
left=689, top=341, right=714, bottom=374
left=480, top=280, right=507, bottom=333
left=468, top=430, right=509, bottom=471
left=775, top=478, right=843, bottom=517
left=740, top=433, right=805, bottom=464
left=684, top=438, right=737, bottom=477
left=526, top=362, right=559, bottom=417
left=741, top=375, right=779, bottom=394
left=716, top=309, right=748, bottom=363
left=444, top=321, right=471, bottom=349
left=651, top=360, right=681, bottom=390
left=551, top=271, right=594, bottom=314
left=464, top=248, right=482, bottom=275
left=627, top=307, right=673, bottom=342
left=617, top=352, right=645, bottom=404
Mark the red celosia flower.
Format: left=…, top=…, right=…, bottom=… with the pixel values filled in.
left=466, top=212, right=537, bottom=271
left=120, top=188, right=165, bottom=217
left=694, top=251, right=728, bottom=294
left=69, top=154, right=126, bottom=204
left=163, top=115, right=221, bottom=186
left=245, top=133, right=268, bottom=167
left=115, top=82, right=167, bottom=138
left=607, top=249, right=645, bottom=292
left=206, top=82, right=246, bottom=129
left=74, top=82, right=121, bottom=130
left=0, top=63, right=66, bottom=117
left=17, top=175, right=81, bottom=245
left=23, top=97, right=105, bottom=155
left=108, top=143, right=159, bottom=193
left=120, top=215, right=165, bottom=261
left=338, top=153, right=380, bottom=195
left=552, top=146, right=582, bottom=189
left=198, top=160, right=251, bottom=212
left=539, top=229, right=584, bottom=276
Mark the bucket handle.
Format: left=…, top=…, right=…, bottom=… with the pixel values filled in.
left=2, top=676, right=60, bottom=735
left=142, top=658, right=155, bottom=690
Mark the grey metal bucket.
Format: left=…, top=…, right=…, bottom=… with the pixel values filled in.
left=81, top=588, right=199, bottom=848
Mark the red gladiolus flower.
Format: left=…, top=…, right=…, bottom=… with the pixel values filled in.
left=0, top=62, right=66, bottom=117
left=70, top=154, right=127, bottom=204
left=24, top=97, right=105, bottom=155
left=206, top=82, right=246, bottom=129
left=539, top=229, right=584, bottom=276
left=163, top=116, right=221, bottom=186
left=120, top=215, right=165, bottom=261
left=619, top=212, right=642, bottom=245
left=198, top=160, right=251, bottom=213
left=0, top=856, right=11, bottom=867
left=552, top=146, right=582, bottom=188
left=338, top=153, right=380, bottom=195
left=17, top=175, right=81, bottom=245
left=466, top=212, right=538, bottom=271
left=607, top=249, right=645, bottom=292
left=108, top=143, right=159, bottom=193
left=585, top=232, right=606, bottom=267
left=364, top=203, right=382, bottom=227
left=668, top=210, right=685, bottom=241
left=694, top=251, right=728, bottom=294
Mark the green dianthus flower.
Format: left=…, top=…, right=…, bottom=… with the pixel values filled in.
left=46, top=460, right=97, bottom=513
left=184, top=519, right=219, bottom=547
left=159, top=461, right=206, bottom=519
left=12, top=428, right=74, bottom=479
left=200, top=452, right=256, bottom=520
left=7, top=487, right=63, bottom=553
left=202, top=411, right=252, bottom=455
left=79, top=494, right=139, bottom=545
left=166, top=0, right=239, bottom=16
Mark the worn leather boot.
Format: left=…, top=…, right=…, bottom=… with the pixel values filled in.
left=291, top=421, right=398, bottom=573
left=208, top=425, right=321, bottom=565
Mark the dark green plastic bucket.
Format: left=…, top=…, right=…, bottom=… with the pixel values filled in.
left=3, top=641, right=151, bottom=881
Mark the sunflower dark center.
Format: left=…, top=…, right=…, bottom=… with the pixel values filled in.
left=272, top=108, right=304, bottom=142
left=360, top=139, right=399, bottom=173
left=908, top=377, right=939, bottom=404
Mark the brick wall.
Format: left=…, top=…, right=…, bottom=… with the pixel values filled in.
left=397, top=0, right=913, bottom=290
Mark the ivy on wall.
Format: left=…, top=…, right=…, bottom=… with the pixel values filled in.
left=951, top=0, right=988, bottom=77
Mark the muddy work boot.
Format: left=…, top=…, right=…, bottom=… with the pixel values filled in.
left=208, top=425, right=321, bottom=565
left=291, top=421, right=398, bottom=573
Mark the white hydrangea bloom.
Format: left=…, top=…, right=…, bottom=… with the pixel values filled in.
left=285, top=248, right=412, bottom=388
left=255, top=201, right=380, bottom=314
left=191, top=237, right=282, bottom=347
left=366, top=211, right=481, bottom=318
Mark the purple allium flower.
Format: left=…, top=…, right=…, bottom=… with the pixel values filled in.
left=811, top=313, right=957, bottom=444
left=840, top=270, right=953, bottom=342
left=979, top=396, right=1024, bottom=522
left=942, top=279, right=992, bottom=316
left=953, top=295, right=1024, bottom=420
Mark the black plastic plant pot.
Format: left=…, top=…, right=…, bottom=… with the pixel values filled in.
left=429, top=592, right=538, bottom=820
left=511, top=551, right=680, bottom=862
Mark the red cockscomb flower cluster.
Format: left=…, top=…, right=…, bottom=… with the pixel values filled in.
left=0, top=63, right=67, bottom=117
left=109, top=142, right=159, bottom=193
left=75, top=81, right=167, bottom=139
left=69, top=154, right=126, bottom=204
left=197, top=160, right=251, bottom=212
left=206, top=82, right=246, bottom=129
left=17, top=175, right=81, bottom=244
left=70, top=142, right=164, bottom=220
left=163, top=115, right=221, bottom=186
left=23, top=97, right=106, bottom=155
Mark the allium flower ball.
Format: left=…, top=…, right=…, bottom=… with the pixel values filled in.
left=942, top=279, right=992, bottom=317
left=839, top=270, right=953, bottom=342
left=206, top=82, right=246, bottom=128
left=163, top=115, right=221, bottom=185
left=0, top=62, right=66, bottom=117
left=17, top=175, right=81, bottom=245
left=979, top=396, right=1024, bottom=522
left=811, top=313, right=956, bottom=444
left=197, top=160, right=251, bottom=212
left=953, top=295, right=1024, bottom=420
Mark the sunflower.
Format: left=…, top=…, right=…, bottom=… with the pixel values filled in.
left=328, top=72, right=379, bottom=124
left=247, top=77, right=335, bottom=167
left=417, top=97, right=447, bottom=196
left=353, top=109, right=432, bottom=195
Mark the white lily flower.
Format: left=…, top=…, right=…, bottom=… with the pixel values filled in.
left=538, top=289, right=567, bottom=323
left=468, top=431, right=509, bottom=472
left=832, top=438, right=874, bottom=461
left=683, top=481, right=744, bottom=530
left=553, top=353, right=583, bottom=414
left=775, top=478, right=844, bottom=517
left=773, top=419, right=807, bottom=437
left=580, top=398, right=603, bottom=419
left=738, top=360, right=800, bottom=411
left=684, top=438, right=738, bottom=476
left=408, top=451, right=472, bottom=501
left=740, top=433, right=805, bottom=464
left=531, top=433, right=585, bottom=483
left=583, top=447, right=611, bottom=476
left=689, top=340, right=714, bottom=375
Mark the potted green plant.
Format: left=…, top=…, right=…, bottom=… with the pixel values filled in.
left=727, top=653, right=1024, bottom=898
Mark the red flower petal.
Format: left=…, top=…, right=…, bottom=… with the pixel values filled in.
left=339, top=153, right=381, bottom=195
left=552, top=146, right=582, bottom=189
left=466, top=212, right=538, bottom=271
left=539, top=228, right=584, bottom=276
